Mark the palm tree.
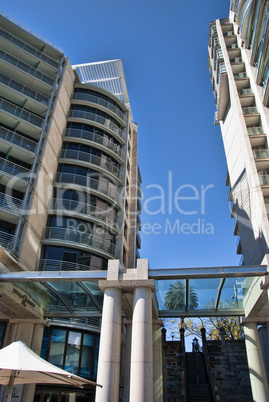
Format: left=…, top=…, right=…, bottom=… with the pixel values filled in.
left=164, top=280, right=198, bottom=310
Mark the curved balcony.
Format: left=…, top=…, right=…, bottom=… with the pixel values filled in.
left=72, top=92, right=127, bottom=124
left=59, top=149, right=124, bottom=183
left=49, top=197, right=121, bottom=230
left=55, top=172, right=123, bottom=206
left=0, top=191, right=24, bottom=213
left=43, top=227, right=120, bottom=258
left=0, top=156, right=31, bottom=178
left=0, top=97, right=44, bottom=128
left=38, top=259, right=101, bottom=271
left=0, top=125, right=38, bottom=153
left=0, top=49, right=54, bottom=86
left=68, top=109, right=126, bottom=142
left=64, top=128, right=125, bottom=162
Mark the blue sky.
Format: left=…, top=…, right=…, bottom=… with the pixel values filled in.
left=0, top=0, right=238, bottom=269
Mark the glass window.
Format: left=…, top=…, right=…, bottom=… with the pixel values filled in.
left=48, top=328, right=67, bottom=368
left=65, top=331, right=81, bottom=375
left=80, top=334, right=95, bottom=378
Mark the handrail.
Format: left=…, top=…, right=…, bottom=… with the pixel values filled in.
left=0, top=156, right=31, bottom=177
left=43, top=226, right=119, bottom=257
left=0, top=125, right=38, bottom=153
left=59, top=148, right=124, bottom=182
left=37, top=259, right=101, bottom=271
left=0, top=48, right=54, bottom=86
left=0, top=191, right=23, bottom=211
left=201, top=328, right=220, bottom=401
left=49, top=197, right=120, bottom=228
left=64, top=128, right=125, bottom=161
left=72, top=92, right=127, bottom=123
left=0, top=97, right=44, bottom=127
left=55, top=172, right=123, bottom=205
left=68, top=109, right=126, bottom=141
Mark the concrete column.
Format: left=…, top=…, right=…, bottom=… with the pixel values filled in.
left=130, top=286, right=153, bottom=402
left=95, top=287, right=122, bottom=402
left=123, top=319, right=132, bottom=402
left=153, top=320, right=163, bottom=402
left=244, top=321, right=269, bottom=401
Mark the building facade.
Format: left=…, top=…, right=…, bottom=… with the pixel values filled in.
left=0, top=12, right=141, bottom=401
left=208, top=0, right=269, bottom=399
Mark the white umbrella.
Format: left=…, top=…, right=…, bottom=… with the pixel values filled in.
left=0, top=341, right=102, bottom=402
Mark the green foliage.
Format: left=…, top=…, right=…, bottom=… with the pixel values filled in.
left=164, top=280, right=198, bottom=310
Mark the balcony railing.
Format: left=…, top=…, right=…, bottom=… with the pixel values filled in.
left=242, top=106, right=258, bottom=115
left=234, top=72, right=248, bottom=78
left=0, top=73, right=49, bottom=107
left=0, top=97, right=44, bottom=127
left=64, top=128, right=125, bottom=161
left=238, top=88, right=253, bottom=95
left=49, top=197, right=120, bottom=228
left=0, top=125, right=38, bottom=153
left=259, top=175, right=269, bottom=185
left=226, top=44, right=238, bottom=49
left=0, top=231, right=17, bottom=252
left=0, top=156, right=31, bottom=177
left=59, top=149, right=124, bottom=182
left=0, top=49, right=54, bottom=86
left=0, top=191, right=24, bottom=212
left=72, top=93, right=127, bottom=124
left=43, top=227, right=119, bottom=257
left=55, top=172, right=123, bottom=205
left=0, top=27, right=59, bottom=69
left=38, top=259, right=100, bottom=271
left=68, top=109, right=126, bottom=141
left=230, top=57, right=243, bottom=63
left=253, top=149, right=269, bottom=159
left=248, top=126, right=264, bottom=135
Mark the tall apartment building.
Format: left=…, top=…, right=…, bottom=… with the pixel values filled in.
left=208, top=0, right=269, bottom=399
left=0, top=12, right=141, bottom=401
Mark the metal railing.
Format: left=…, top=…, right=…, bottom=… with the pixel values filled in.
left=234, top=72, right=248, bottom=78
left=68, top=109, right=126, bottom=141
left=259, top=175, right=269, bottom=185
left=59, top=148, right=124, bottom=182
left=253, top=149, right=269, bottom=159
left=0, top=27, right=59, bottom=69
left=0, top=97, right=44, bottom=127
left=0, top=191, right=23, bottom=212
left=0, top=231, right=17, bottom=252
left=0, top=49, right=54, bottom=86
left=0, top=72, right=49, bottom=105
left=0, top=156, right=31, bottom=177
left=248, top=126, right=264, bottom=135
left=0, top=125, right=38, bottom=153
left=55, top=172, right=123, bottom=205
left=242, top=106, right=258, bottom=114
left=72, top=92, right=127, bottom=124
left=43, top=227, right=119, bottom=257
left=49, top=197, right=120, bottom=228
left=238, top=88, right=253, bottom=95
left=64, top=128, right=125, bottom=161
left=38, top=259, right=100, bottom=272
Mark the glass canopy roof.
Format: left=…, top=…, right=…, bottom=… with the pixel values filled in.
left=0, top=265, right=267, bottom=318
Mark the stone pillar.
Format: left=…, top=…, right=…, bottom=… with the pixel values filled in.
left=123, top=319, right=132, bottom=402
left=244, top=321, right=269, bottom=401
left=95, top=287, right=122, bottom=402
left=153, top=320, right=163, bottom=402
left=130, top=286, right=153, bottom=402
